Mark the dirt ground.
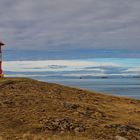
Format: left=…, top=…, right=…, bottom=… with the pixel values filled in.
left=0, top=78, right=140, bottom=140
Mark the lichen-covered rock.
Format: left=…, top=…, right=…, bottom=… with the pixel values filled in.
left=105, top=124, right=140, bottom=139
left=39, top=117, right=86, bottom=133
left=63, top=102, right=80, bottom=110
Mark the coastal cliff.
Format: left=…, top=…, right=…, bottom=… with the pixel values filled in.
left=0, top=78, right=140, bottom=140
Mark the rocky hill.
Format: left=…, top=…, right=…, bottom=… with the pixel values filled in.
left=0, top=78, right=140, bottom=140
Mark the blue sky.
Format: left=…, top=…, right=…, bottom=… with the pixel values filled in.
left=0, top=0, right=140, bottom=58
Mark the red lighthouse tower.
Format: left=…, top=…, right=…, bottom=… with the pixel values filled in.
left=0, top=40, right=4, bottom=78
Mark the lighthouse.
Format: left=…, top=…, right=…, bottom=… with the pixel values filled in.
left=0, top=40, right=4, bottom=78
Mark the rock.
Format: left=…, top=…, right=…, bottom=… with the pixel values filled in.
left=115, top=136, right=128, bottom=140
left=0, top=136, right=4, bottom=140
left=74, top=127, right=85, bottom=133
left=39, top=118, right=86, bottom=132
left=106, top=124, right=140, bottom=132
left=105, top=124, right=140, bottom=139
left=63, top=102, right=79, bottom=110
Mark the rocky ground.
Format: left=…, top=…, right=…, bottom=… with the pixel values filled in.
left=0, top=78, right=140, bottom=140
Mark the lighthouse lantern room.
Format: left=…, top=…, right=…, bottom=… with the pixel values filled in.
left=0, top=40, right=4, bottom=78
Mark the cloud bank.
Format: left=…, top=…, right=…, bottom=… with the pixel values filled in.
left=0, top=0, right=140, bottom=53
left=3, top=59, right=140, bottom=78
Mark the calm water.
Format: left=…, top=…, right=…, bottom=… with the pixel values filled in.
left=34, top=77, right=140, bottom=99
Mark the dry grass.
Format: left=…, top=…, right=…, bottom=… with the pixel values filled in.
left=0, top=78, right=140, bottom=140
left=22, top=133, right=88, bottom=140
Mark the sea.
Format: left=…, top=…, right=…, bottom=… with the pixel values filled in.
left=34, top=77, right=140, bottom=99
left=3, top=50, right=140, bottom=99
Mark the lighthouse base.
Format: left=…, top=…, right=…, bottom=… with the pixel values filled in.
left=0, top=73, right=4, bottom=78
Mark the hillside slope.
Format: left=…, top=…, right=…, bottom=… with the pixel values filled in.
left=0, top=78, right=140, bottom=140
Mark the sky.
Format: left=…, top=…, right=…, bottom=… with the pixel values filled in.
left=0, top=0, right=140, bottom=57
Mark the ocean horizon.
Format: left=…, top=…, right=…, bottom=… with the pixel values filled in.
left=3, top=50, right=140, bottom=99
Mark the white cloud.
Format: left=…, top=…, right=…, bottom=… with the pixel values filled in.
left=3, top=60, right=120, bottom=72
left=3, top=59, right=140, bottom=77
left=125, top=66, right=140, bottom=73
